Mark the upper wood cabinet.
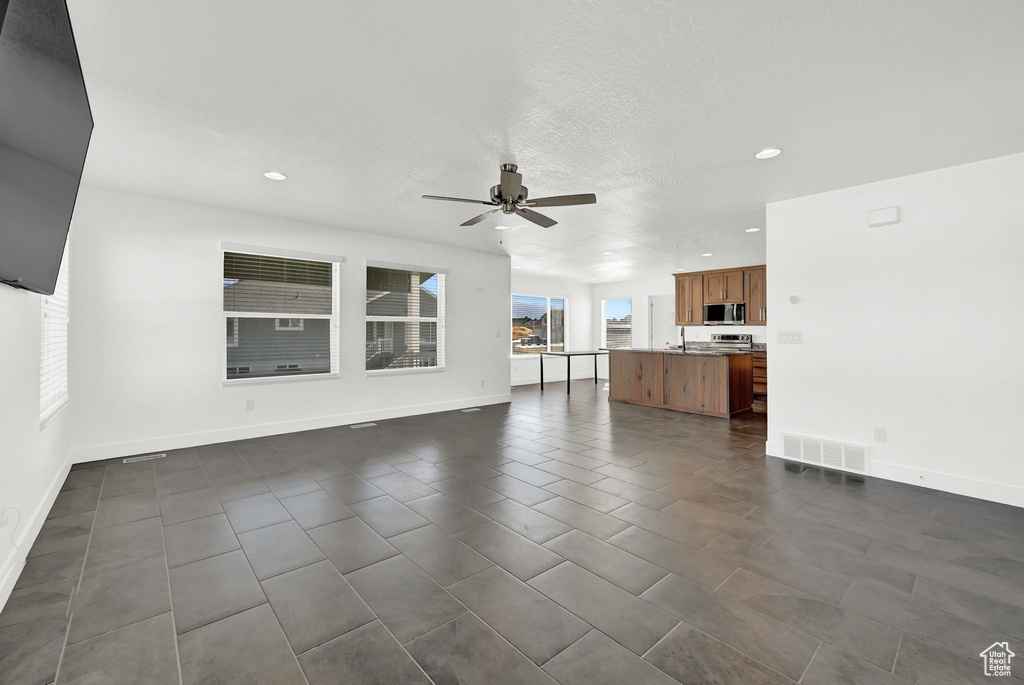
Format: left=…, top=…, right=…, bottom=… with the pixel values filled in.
left=703, top=269, right=744, bottom=304
left=674, top=273, right=703, bottom=326
left=744, top=266, right=767, bottom=325
left=673, top=264, right=766, bottom=326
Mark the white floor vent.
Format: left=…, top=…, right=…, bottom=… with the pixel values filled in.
left=781, top=433, right=870, bottom=475
left=123, top=453, right=166, bottom=464
left=350, top=422, right=377, bottom=429
left=461, top=408, right=481, bottom=413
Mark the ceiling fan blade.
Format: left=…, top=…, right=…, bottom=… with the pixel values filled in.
left=515, top=207, right=557, bottom=228
left=526, top=193, right=597, bottom=208
left=500, top=169, right=523, bottom=202
left=460, top=208, right=502, bottom=226
left=422, top=195, right=494, bottom=205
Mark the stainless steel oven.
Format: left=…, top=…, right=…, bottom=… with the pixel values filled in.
left=703, top=303, right=745, bottom=325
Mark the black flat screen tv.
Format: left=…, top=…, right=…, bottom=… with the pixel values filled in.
left=0, top=0, right=93, bottom=295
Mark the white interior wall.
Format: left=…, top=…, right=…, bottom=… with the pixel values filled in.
left=68, top=186, right=512, bottom=461
left=0, top=284, right=74, bottom=609
left=510, top=273, right=593, bottom=386
left=767, top=152, right=1024, bottom=506
left=590, top=274, right=769, bottom=377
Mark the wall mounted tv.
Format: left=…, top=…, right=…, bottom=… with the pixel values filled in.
left=0, top=0, right=93, bottom=295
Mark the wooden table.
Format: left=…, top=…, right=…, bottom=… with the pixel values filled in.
left=540, top=350, right=609, bottom=394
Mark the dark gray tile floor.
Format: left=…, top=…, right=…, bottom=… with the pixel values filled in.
left=3, top=382, right=1024, bottom=684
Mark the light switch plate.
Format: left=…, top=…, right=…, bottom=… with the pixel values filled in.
left=777, top=331, right=803, bottom=344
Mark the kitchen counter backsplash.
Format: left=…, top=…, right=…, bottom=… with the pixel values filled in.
left=683, top=341, right=767, bottom=352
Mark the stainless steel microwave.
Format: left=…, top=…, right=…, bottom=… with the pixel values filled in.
left=703, top=303, right=745, bottom=325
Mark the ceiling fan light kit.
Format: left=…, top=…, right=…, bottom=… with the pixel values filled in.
left=422, top=163, right=596, bottom=228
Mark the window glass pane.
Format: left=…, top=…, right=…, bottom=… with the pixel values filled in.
left=366, top=321, right=438, bottom=370
left=366, top=267, right=439, bottom=317
left=224, top=252, right=332, bottom=315
left=227, top=317, right=331, bottom=379
left=41, top=244, right=70, bottom=420
left=512, top=294, right=548, bottom=355
left=549, top=298, right=565, bottom=352
left=604, top=298, right=632, bottom=348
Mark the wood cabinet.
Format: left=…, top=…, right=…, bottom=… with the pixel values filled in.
left=673, top=265, right=766, bottom=325
left=610, top=350, right=753, bottom=418
left=744, top=267, right=767, bottom=325
left=608, top=349, right=663, bottom=405
left=752, top=351, right=767, bottom=397
left=674, top=273, right=703, bottom=326
left=703, top=269, right=744, bottom=304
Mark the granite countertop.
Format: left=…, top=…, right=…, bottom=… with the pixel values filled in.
left=608, top=347, right=753, bottom=356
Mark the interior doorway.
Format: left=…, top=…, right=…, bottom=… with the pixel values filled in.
left=648, top=294, right=677, bottom=349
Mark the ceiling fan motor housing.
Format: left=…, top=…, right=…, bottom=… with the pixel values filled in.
left=490, top=184, right=528, bottom=210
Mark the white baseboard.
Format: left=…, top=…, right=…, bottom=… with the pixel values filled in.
left=870, top=460, right=1024, bottom=509
left=511, top=374, right=608, bottom=387
left=0, top=457, right=72, bottom=612
left=72, top=392, right=512, bottom=463
left=766, top=441, right=1024, bottom=508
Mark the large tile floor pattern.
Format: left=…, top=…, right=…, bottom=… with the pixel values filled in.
left=2, top=382, right=1023, bottom=684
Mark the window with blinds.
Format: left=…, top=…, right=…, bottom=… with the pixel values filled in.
left=40, top=245, right=70, bottom=422
left=512, top=294, right=566, bottom=355
left=366, top=266, right=445, bottom=372
left=223, top=251, right=340, bottom=380
left=603, top=298, right=632, bottom=348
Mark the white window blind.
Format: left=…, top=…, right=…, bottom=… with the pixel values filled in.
left=223, top=251, right=340, bottom=380
left=366, top=266, right=445, bottom=371
left=40, top=245, right=70, bottom=422
left=512, top=294, right=566, bottom=355
left=603, top=298, right=632, bottom=348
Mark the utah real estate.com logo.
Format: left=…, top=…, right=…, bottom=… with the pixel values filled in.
left=981, top=642, right=1015, bottom=677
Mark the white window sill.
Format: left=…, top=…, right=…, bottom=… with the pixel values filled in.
left=222, top=373, right=340, bottom=387
left=40, top=397, right=70, bottom=430
left=366, top=366, right=446, bottom=377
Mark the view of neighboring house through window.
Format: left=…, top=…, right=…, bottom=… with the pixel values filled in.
left=223, top=251, right=339, bottom=379
left=512, top=294, right=566, bottom=355
left=40, top=243, right=70, bottom=421
left=603, top=298, right=632, bottom=348
left=366, top=266, right=445, bottom=371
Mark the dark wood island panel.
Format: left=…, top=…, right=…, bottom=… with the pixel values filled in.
left=609, top=350, right=753, bottom=418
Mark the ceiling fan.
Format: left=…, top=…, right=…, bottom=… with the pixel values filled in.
left=422, top=163, right=596, bottom=228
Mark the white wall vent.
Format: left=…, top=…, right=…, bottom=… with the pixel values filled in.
left=780, top=433, right=870, bottom=475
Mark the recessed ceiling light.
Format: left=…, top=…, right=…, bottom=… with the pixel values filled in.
left=746, top=227, right=761, bottom=233
left=602, top=251, right=614, bottom=255
left=494, top=224, right=510, bottom=231
left=590, top=277, right=597, bottom=281
left=675, top=268, right=685, bottom=271
left=263, top=171, right=287, bottom=180
left=702, top=253, right=714, bottom=257
left=512, top=266, right=522, bottom=269
left=754, top=148, right=781, bottom=160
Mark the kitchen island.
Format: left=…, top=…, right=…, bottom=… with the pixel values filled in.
left=608, top=348, right=753, bottom=418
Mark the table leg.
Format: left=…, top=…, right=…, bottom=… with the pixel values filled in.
left=566, top=355, right=571, bottom=395
left=540, top=354, right=544, bottom=391
left=594, top=354, right=598, bottom=384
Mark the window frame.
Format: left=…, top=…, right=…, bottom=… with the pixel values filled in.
left=364, top=261, right=447, bottom=376
left=601, top=297, right=633, bottom=349
left=221, top=244, right=342, bottom=386
left=40, top=243, right=71, bottom=426
left=511, top=293, right=569, bottom=357
left=275, top=318, right=305, bottom=331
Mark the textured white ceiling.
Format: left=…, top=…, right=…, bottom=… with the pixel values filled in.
left=69, top=0, right=1024, bottom=282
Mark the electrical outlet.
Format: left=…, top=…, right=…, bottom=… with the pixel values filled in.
left=480, top=379, right=486, bottom=387
left=245, top=399, right=255, bottom=412
left=873, top=426, right=887, bottom=442
left=496, top=329, right=501, bottom=338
